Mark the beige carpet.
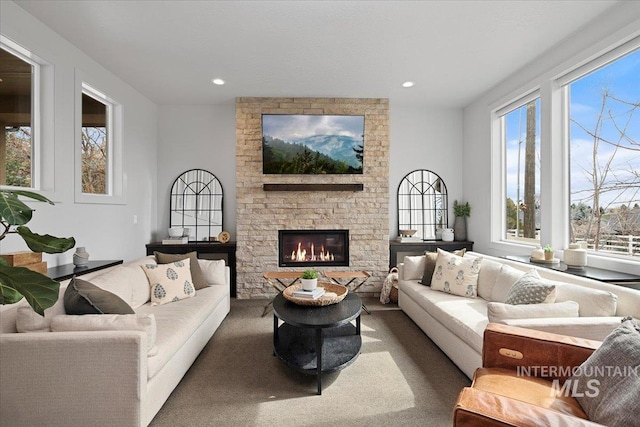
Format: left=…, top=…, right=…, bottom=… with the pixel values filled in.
left=149, top=297, right=470, bottom=426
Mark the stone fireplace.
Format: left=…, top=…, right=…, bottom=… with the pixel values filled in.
left=235, top=97, right=390, bottom=299
left=279, top=229, right=349, bottom=267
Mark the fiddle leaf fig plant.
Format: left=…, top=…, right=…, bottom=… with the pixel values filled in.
left=0, top=190, right=75, bottom=315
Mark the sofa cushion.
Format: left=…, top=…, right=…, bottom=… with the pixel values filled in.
left=431, top=249, right=482, bottom=298
left=90, top=263, right=152, bottom=309
left=487, top=301, right=579, bottom=323
left=142, top=259, right=196, bottom=306
left=64, top=277, right=135, bottom=315
left=198, top=259, right=226, bottom=286
left=400, top=280, right=488, bottom=352
left=504, top=269, right=557, bottom=305
left=155, top=251, right=207, bottom=290
left=50, top=313, right=158, bottom=356
left=476, top=258, right=503, bottom=301
left=403, top=255, right=426, bottom=280
left=16, top=306, right=51, bottom=332
left=554, top=282, right=618, bottom=317
left=420, top=252, right=438, bottom=285
left=490, top=264, right=525, bottom=303
left=570, top=318, right=640, bottom=427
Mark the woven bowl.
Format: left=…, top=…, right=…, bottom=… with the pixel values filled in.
left=283, top=282, right=348, bottom=306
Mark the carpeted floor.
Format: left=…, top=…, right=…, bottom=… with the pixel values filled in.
left=149, top=297, right=471, bottom=427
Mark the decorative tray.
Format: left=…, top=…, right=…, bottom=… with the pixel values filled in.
left=283, top=282, right=348, bottom=306
left=530, top=257, right=560, bottom=264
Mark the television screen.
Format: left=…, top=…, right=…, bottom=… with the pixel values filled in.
left=262, top=114, right=364, bottom=174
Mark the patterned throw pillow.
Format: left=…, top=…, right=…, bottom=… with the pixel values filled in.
left=504, top=269, right=556, bottom=305
left=142, top=258, right=196, bottom=306
left=430, top=248, right=482, bottom=298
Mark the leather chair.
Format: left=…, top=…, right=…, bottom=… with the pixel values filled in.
left=453, top=323, right=604, bottom=426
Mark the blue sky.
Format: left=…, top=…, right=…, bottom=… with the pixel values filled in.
left=262, top=114, right=364, bottom=142
left=505, top=48, right=639, bottom=209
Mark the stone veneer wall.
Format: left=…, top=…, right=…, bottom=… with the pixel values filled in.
left=235, top=97, right=390, bottom=299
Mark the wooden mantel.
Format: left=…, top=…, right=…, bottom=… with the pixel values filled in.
left=263, top=183, right=364, bottom=192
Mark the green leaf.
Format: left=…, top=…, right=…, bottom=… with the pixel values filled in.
left=16, top=226, right=76, bottom=254
left=0, top=192, right=33, bottom=226
left=0, top=265, right=60, bottom=315
left=4, top=190, right=54, bottom=205
left=0, top=282, right=24, bottom=305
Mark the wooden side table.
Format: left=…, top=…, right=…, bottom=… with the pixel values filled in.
left=324, top=270, right=371, bottom=313
left=262, top=271, right=304, bottom=317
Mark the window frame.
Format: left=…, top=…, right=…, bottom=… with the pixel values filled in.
left=74, top=71, right=124, bottom=205
left=490, top=34, right=640, bottom=267
left=0, top=35, right=54, bottom=196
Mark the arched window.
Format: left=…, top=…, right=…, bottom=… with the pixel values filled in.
left=397, top=169, right=448, bottom=240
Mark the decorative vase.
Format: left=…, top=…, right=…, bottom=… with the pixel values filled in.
left=453, top=216, right=467, bottom=241
left=564, top=243, right=587, bottom=269
left=73, top=247, right=89, bottom=267
left=301, top=278, right=318, bottom=291
left=441, top=228, right=454, bottom=242
left=531, top=246, right=544, bottom=261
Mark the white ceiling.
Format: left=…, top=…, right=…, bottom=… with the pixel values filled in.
left=15, top=0, right=618, bottom=107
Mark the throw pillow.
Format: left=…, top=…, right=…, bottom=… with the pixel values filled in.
left=431, top=248, right=482, bottom=298
left=569, top=318, right=640, bottom=427
left=142, top=259, right=196, bottom=306
left=154, top=251, right=207, bottom=290
left=64, top=277, right=135, bottom=315
left=420, top=252, right=439, bottom=285
left=403, top=255, right=426, bottom=280
left=490, top=264, right=526, bottom=303
left=198, top=259, right=226, bottom=285
left=16, top=306, right=50, bottom=332
left=487, top=300, right=579, bottom=323
left=50, top=313, right=158, bottom=356
left=554, top=282, right=618, bottom=317
left=504, top=269, right=557, bottom=305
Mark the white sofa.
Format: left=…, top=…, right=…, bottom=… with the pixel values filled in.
left=0, top=255, right=230, bottom=427
left=398, top=250, right=640, bottom=379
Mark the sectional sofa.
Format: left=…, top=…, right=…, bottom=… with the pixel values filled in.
left=0, top=254, right=230, bottom=427
left=397, top=250, right=640, bottom=379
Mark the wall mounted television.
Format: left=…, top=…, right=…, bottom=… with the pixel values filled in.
left=262, top=114, right=364, bottom=174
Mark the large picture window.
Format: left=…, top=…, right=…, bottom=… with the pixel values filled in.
left=0, top=44, right=36, bottom=188
left=565, top=48, right=640, bottom=257
left=499, top=95, right=541, bottom=245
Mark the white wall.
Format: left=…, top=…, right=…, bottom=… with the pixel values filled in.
left=389, top=106, right=464, bottom=236
left=156, top=105, right=236, bottom=240
left=463, top=1, right=640, bottom=273
left=0, top=1, right=158, bottom=265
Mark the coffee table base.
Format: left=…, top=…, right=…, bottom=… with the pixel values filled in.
left=273, top=318, right=361, bottom=395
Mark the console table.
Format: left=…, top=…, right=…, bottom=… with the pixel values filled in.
left=389, top=240, right=474, bottom=268
left=146, top=241, right=237, bottom=297
left=47, top=260, right=123, bottom=282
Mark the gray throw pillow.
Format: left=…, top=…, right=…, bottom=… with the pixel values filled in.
left=504, top=269, right=555, bottom=305
left=420, top=252, right=438, bottom=285
left=64, top=277, right=134, bottom=315
left=569, top=318, right=640, bottom=427
left=154, top=251, right=207, bottom=290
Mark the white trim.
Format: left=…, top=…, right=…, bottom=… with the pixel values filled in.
left=74, top=69, right=125, bottom=205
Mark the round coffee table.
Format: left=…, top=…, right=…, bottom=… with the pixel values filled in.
left=272, top=291, right=362, bottom=395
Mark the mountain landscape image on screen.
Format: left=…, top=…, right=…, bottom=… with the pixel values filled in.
left=262, top=114, right=364, bottom=174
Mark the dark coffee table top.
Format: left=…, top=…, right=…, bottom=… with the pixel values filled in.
left=272, top=291, right=362, bottom=329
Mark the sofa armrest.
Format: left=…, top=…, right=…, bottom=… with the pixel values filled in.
left=482, top=323, right=600, bottom=383
left=1, top=330, right=147, bottom=426
left=454, top=387, right=604, bottom=427
left=499, top=316, right=622, bottom=342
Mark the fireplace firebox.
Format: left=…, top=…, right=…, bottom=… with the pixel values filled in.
left=278, top=229, right=349, bottom=267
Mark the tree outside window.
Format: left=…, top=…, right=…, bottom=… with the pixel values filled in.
left=81, top=91, right=108, bottom=195
left=567, top=49, right=639, bottom=257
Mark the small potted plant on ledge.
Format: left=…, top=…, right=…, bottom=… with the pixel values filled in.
left=301, top=269, right=319, bottom=291
left=453, top=200, right=471, bottom=241
left=544, top=244, right=555, bottom=261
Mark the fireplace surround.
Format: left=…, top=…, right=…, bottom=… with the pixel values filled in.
left=279, top=229, right=349, bottom=267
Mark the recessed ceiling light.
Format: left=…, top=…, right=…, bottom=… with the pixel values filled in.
left=211, top=78, right=225, bottom=85
left=402, top=81, right=414, bottom=88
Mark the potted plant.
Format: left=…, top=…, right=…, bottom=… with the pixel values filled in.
left=544, top=244, right=554, bottom=261
left=0, top=190, right=76, bottom=315
left=453, top=200, right=471, bottom=241
left=301, top=269, right=319, bottom=291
